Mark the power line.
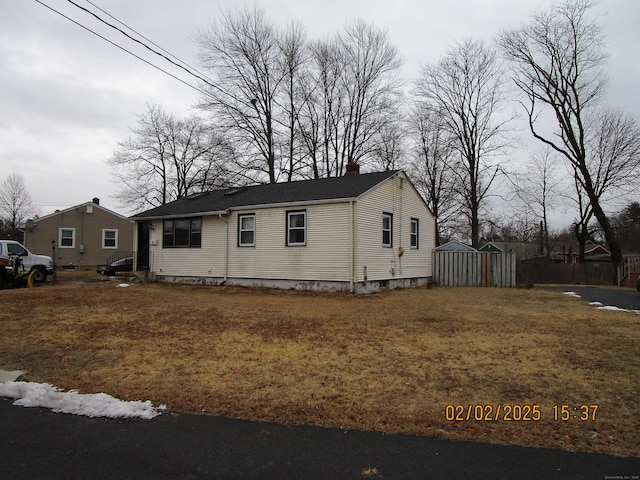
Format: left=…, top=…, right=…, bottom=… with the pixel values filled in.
left=66, top=0, right=220, bottom=91
left=83, top=0, right=214, bottom=86
left=35, top=0, right=210, bottom=96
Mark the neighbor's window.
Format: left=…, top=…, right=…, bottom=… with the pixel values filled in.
left=410, top=218, right=419, bottom=249
left=163, top=217, right=202, bottom=248
left=382, top=213, right=393, bottom=247
left=59, top=228, right=76, bottom=248
left=102, top=229, right=118, bottom=249
left=238, top=214, right=256, bottom=247
left=287, top=210, right=306, bottom=246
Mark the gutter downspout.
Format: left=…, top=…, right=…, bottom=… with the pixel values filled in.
left=218, top=213, right=229, bottom=283
left=399, top=176, right=403, bottom=276
left=349, top=200, right=354, bottom=293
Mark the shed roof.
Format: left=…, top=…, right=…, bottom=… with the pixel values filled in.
left=434, top=240, right=477, bottom=252
left=131, top=170, right=401, bottom=220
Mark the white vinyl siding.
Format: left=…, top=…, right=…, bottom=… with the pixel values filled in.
left=227, top=203, right=351, bottom=281
left=147, top=218, right=225, bottom=277
left=355, top=173, right=434, bottom=282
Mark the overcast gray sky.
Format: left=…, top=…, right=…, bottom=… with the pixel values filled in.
left=1, top=0, right=638, bottom=223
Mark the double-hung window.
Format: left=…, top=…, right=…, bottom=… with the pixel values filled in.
left=238, top=214, right=256, bottom=247
left=287, top=210, right=306, bottom=246
left=59, top=228, right=75, bottom=248
left=410, top=218, right=419, bottom=249
left=163, top=217, right=202, bottom=248
left=102, top=229, right=118, bottom=249
left=382, top=213, right=393, bottom=247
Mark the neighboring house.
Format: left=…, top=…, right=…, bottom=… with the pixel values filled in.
left=433, top=240, right=477, bottom=252
left=23, top=198, right=134, bottom=269
left=130, top=170, right=435, bottom=293
left=584, top=240, right=612, bottom=261
left=479, top=241, right=543, bottom=260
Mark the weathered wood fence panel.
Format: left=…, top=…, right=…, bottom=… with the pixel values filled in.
left=433, top=251, right=516, bottom=287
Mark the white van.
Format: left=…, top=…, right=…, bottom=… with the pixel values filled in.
left=0, top=240, right=54, bottom=282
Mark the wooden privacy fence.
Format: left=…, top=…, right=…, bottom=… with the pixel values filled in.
left=433, top=251, right=517, bottom=287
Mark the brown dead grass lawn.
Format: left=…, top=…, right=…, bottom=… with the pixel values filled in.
left=0, top=281, right=638, bottom=457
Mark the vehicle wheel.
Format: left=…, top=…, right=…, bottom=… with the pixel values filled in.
left=31, top=267, right=47, bottom=283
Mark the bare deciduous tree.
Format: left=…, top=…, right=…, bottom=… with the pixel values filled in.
left=0, top=173, right=37, bottom=240
left=196, top=5, right=283, bottom=183
left=109, top=104, right=233, bottom=212
left=277, top=21, right=308, bottom=181
left=498, top=0, right=629, bottom=277
left=416, top=38, right=512, bottom=247
left=510, top=148, right=562, bottom=257
left=408, top=106, right=459, bottom=246
left=337, top=20, right=403, bottom=172
left=587, top=108, right=640, bottom=204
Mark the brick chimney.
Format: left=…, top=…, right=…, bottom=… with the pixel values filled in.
left=345, top=161, right=360, bottom=175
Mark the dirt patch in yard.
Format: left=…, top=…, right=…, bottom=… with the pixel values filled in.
left=0, top=282, right=638, bottom=457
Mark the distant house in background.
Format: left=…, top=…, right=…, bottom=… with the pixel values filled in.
left=23, top=198, right=134, bottom=269
left=478, top=241, right=542, bottom=260
left=584, top=240, right=611, bottom=261
left=433, top=240, right=476, bottom=252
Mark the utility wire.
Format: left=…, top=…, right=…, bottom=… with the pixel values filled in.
left=65, top=0, right=228, bottom=96
left=35, top=0, right=210, bottom=96
left=83, top=0, right=215, bottom=86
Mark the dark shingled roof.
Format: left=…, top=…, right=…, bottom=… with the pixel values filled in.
left=131, top=170, right=400, bottom=219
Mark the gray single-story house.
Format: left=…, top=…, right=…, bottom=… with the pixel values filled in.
left=23, top=198, right=134, bottom=269
left=130, top=170, right=435, bottom=292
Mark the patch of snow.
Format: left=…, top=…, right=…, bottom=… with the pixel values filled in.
left=117, top=283, right=130, bottom=288
left=588, top=301, right=603, bottom=306
left=563, top=291, right=581, bottom=298
left=597, top=305, right=631, bottom=313
left=0, top=381, right=165, bottom=419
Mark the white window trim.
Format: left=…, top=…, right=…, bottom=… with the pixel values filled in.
left=238, top=214, right=256, bottom=247
left=410, top=218, right=419, bottom=249
left=59, top=228, right=76, bottom=249
left=287, top=211, right=307, bottom=246
left=102, top=229, right=119, bottom=249
left=382, top=213, right=393, bottom=248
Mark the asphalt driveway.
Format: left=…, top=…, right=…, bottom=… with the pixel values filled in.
left=1, top=398, right=639, bottom=480
left=563, top=286, right=640, bottom=311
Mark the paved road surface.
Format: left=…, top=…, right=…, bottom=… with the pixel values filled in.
left=564, top=286, right=640, bottom=311
left=1, top=399, right=638, bottom=480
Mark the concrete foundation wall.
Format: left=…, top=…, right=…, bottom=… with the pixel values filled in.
left=152, top=274, right=431, bottom=293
